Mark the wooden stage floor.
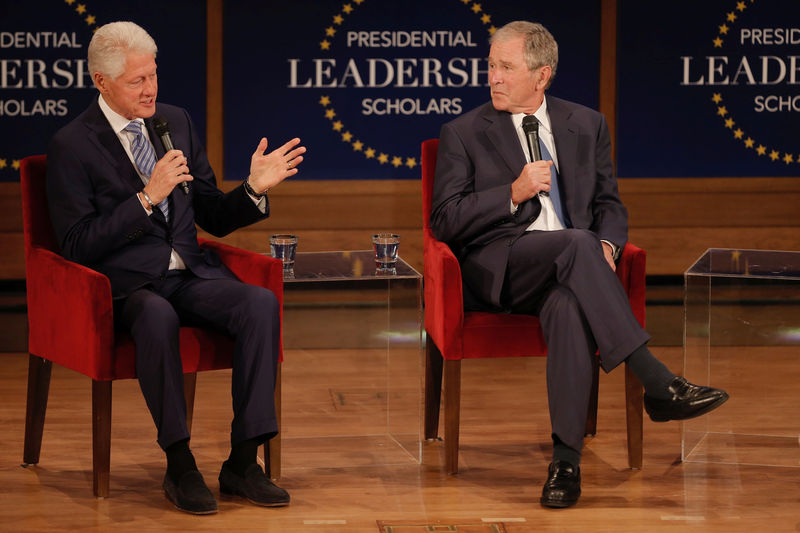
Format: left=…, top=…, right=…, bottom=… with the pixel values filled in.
left=1, top=345, right=799, bottom=532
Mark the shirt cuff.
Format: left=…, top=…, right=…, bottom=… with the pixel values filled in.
left=248, top=193, right=267, bottom=213
left=601, top=239, right=620, bottom=260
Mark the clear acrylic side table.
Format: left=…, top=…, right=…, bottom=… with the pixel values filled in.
left=683, top=248, right=800, bottom=467
left=278, top=251, right=423, bottom=470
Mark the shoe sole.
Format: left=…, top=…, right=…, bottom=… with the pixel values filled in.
left=647, top=392, right=729, bottom=423
left=219, top=487, right=290, bottom=507
left=164, top=492, right=218, bottom=515
left=540, top=496, right=579, bottom=508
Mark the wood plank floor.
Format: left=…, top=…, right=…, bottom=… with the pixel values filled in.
left=1, top=346, right=799, bottom=532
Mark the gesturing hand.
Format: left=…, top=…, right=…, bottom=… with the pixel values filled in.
left=247, top=137, right=306, bottom=194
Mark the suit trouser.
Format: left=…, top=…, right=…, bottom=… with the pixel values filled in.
left=116, top=271, right=281, bottom=450
left=502, top=229, right=650, bottom=452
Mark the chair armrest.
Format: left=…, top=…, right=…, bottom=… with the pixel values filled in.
left=25, top=246, right=116, bottom=380
left=423, top=229, right=465, bottom=356
left=616, top=242, right=647, bottom=328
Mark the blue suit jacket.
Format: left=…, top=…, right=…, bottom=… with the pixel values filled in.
left=47, top=98, right=268, bottom=298
left=430, top=97, right=628, bottom=309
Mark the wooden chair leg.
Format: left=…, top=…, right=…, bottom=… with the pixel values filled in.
left=424, top=335, right=444, bottom=440
left=23, top=355, right=52, bottom=465
left=183, top=372, right=198, bottom=433
left=585, top=355, right=600, bottom=437
left=267, top=364, right=281, bottom=480
left=624, top=362, right=643, bottom=469
left=443, top=358, right=461, bottom=475
left=92, top=380, right=112, bottom=498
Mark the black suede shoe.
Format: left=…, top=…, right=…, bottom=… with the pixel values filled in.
left=644, top=377, right=729, bottom=422
left=219, top=461, right=290, bottom=507
left=540, top=461, right=580, bottom=508
left=163, top=470, right=218, bottom=515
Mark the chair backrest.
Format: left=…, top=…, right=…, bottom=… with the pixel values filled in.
left=20, top=155, right=59, bottom=256
left=421, top=139, right=439, bottom=232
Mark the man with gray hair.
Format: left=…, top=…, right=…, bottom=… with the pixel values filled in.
left=431, top=21, right=728, bottom=508
left=47, top=21, right=305, bottom=514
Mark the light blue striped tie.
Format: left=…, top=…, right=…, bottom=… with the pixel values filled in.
left=124, top=121, right=169, bottom=220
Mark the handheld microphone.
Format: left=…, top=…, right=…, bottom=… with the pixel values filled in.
left=521, top=114, right=548, bottom=197
left=152, top=116, right=189, bottom=195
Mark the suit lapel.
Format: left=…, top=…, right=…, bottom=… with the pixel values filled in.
left=480, top=104, right=526, bottom=176
left=547, top=97, right=579, bottom=218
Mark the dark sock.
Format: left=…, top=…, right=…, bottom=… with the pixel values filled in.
left=165, top=439, right=197, bottom=484
left=552, top=437, right=581, bottom=468
left=226, top=437, right=261, bottom=477
left=626, top=344, right=676, bottom=399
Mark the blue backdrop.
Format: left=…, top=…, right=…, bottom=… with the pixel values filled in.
left=617, top=0, right=800, bottom=177
left=0, top=0, right=206, bottom=182
left=222, top=0, right=600, bottom=180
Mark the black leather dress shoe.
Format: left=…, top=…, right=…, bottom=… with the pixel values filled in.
left=163, top=470, right=218, bottom=515
left=644, top=377, right=729, bottom=422
left=219, top=461, right=290, bottom=507
left=540, top=461, right=581, bottom=508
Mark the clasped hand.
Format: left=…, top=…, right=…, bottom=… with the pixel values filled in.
left=143, top=150, right=191, bottom=204
left=510, top=160, right=554, bottom=206
left=247, top=137, right=306, bottom=194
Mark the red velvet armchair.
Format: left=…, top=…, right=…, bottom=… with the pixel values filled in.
left=421, top=139, right=646, bottom=474
left=20, top=155, right=284, bottom=497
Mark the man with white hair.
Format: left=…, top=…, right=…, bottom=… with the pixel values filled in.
left=431, top=20, right=728, bottom=508
left=47, top=21, right=305, bottom=514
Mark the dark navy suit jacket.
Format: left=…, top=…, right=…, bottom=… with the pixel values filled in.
left=430, top=97, right=629, bottom=310
left=47, top=98, right=267, bottom=298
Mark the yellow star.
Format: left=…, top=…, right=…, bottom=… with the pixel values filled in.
left=378, top=153, right=389, bottom=164
left=0, top=159, right=6, bottom=169
left=86, top=14, right=95, bottom=25
left=724, top=118, right=735, bottom=129
left=342, top=131, right=353, bottom=142
left=726, top=11, right=737, bottom=22
left=319, top=96, right=331, bottom=106
left=333, top=14, right=344, bottom=25
left=769, top=150, right=780, bottom=161
left=736, top=1, right=746, bottom=11
left=733, top=128, right=744, bottom=139
left=713, top=37, right=723, bottom=48
left=65, top=0, right=76, bottom=4
left=354, top=0, right=364, bottom=4
left=711, top=93, right=722, bottom=104
left=325, top=109, right=336, bottom=119
left=352, top=140, right=364, bottom=151
left=12, top=160, right=21, bottom=170
left=320, top=40, right=331, bottom=50
left=391, top=156, right=403, bottom=168
left=365, top=148, right=376, bottom=159
left=716, top=106, right=727, bottom=116
left=460, top=0, right=470, bottom=4
left=343, top=4, right=353, bottom=14
left=719, top=24, right=729, bottom=34
left=783, top=153, right=794, bottom=164
left=488, top=26, right=497, bottom=35
left=471, top=3, right=482, bottom=13
left=332, top=120, right=343, bottom=131
left=744, top=137, right=754, bottom=148
left=481, top=13, right=491, bottom=24
left=326, top=26, right=337, bottom=37
left=405, top=157, right=417, bottom=168
left=76, top=3, right=86, bottom=14
left=756, top=145, right=766, bottom=155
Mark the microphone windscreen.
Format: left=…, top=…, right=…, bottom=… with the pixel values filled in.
left=521, top=114, right=539, bottom=134
left=152, top=116, right=170, bottom=137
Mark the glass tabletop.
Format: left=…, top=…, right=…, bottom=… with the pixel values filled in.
left=686, top=248, right=800, bottom=280
left=281, top=250, right=421, bottom=282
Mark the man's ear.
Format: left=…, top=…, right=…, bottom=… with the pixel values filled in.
left=93, top=72, right=106, bottom=92
left=536, top=66, right=552, bottom=90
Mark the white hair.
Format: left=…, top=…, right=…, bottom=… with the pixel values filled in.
left=88, top=21, right=157, bottom=79
left=491, top=21, right=558, bottom=88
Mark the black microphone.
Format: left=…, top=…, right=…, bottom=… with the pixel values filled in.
left=521, top=114, right=547, bottom=197
left=152, top=116, right=189, bottom=195
left=521, top=114, right=542, bottom=162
